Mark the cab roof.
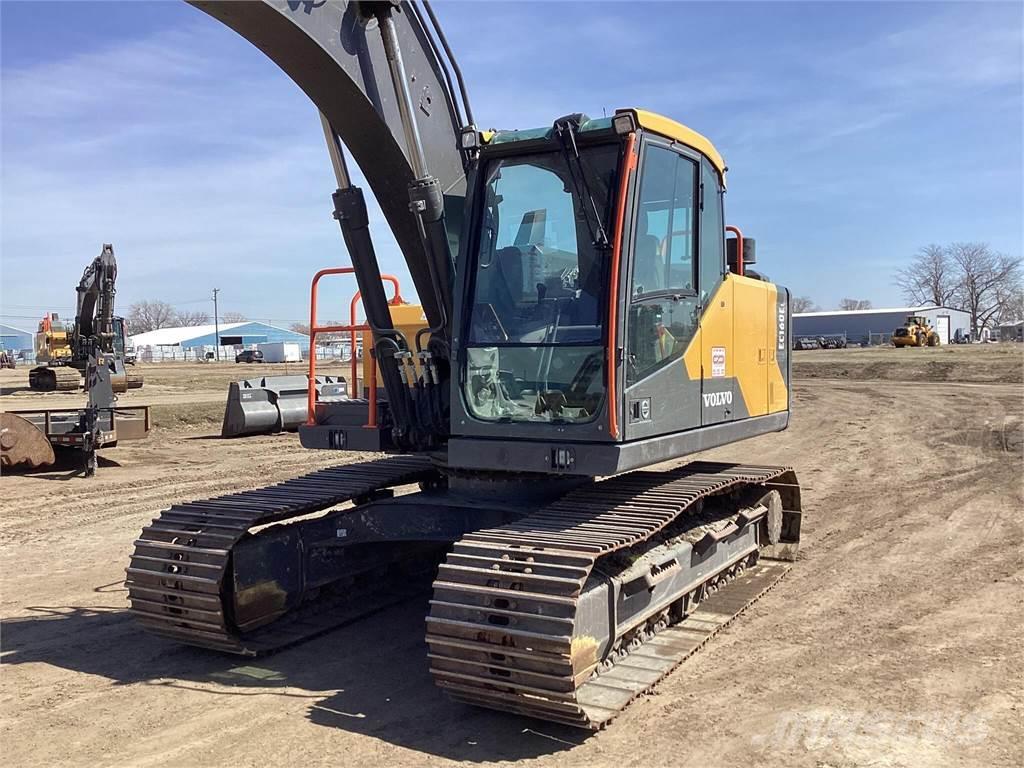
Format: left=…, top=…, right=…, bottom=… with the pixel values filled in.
left=484, top=108, right=727, bottom=181
left=626, top=109, right=726, bottom=180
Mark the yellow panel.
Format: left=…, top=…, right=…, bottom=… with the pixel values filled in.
left=731, top=276, right=769, bottom=416
left=624, top=109, right=727, bottom=183
left=360, top=302, right=429, bottom=389
left=679, top=275, right=790, bottom=418
left=684, top=278, right=733, bottom=385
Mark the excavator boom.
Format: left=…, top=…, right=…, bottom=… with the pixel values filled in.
left=74, top=244, right=117, bottom=354
left=189, top=0, right=468, bottom=337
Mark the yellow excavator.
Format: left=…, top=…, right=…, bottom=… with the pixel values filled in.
left=892, top=314, right=940, bottom=347
left=124, top=1, right=802, bottom=729
left=31, top=314, right=79, bottom=390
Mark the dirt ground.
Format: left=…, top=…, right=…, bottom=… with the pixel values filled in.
left=1, top=346, right=1022, bottom=768
left=793, top=342, right=1023, bottom=384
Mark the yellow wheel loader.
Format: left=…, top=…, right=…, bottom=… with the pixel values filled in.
left=892, top=314, right=940, bottom=347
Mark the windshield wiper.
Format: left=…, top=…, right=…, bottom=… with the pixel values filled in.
left=554, top=115, right=609, bottom=249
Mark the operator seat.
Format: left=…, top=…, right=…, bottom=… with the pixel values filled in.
left=492, top=246, right=523, bottom=323
left=633, top=233, right=663, bottom=295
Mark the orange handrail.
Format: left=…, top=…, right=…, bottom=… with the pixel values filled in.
left=306, top=269, right=402, bottom=428
left=726, top=225, right=744, bottom=277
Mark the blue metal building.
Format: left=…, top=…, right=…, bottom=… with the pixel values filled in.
left=0, top=323, right=34, bottom=355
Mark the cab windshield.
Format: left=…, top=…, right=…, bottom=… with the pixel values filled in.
left=463, top=143, right=620, bottom=423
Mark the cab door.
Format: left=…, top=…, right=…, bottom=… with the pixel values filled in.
left=623, top=140, right=702, bottom=441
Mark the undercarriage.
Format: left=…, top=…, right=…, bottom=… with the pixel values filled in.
left=127, top=456, right=800, bottom=726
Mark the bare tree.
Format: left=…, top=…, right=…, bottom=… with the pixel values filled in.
left=221, top=311, right=248, bottom=323
left=838, top=298, right=873, bottom=311
left=895, top=244, right=957, bottom=307
left=305, top=321, right=347, bottom=342
left=127, top=300, right=177, bottom=333
left=790, top=296, right=819, bottom=314
left=174, top=310, right=210, bottom=326
left=948, top=242, right=1023, bottom=334
left=997, top=283, right=1024, bottom=324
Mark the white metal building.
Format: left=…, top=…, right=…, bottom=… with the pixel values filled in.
left=131, top=321, right=310, bottom=361
left=794, top=306, right=972, bottom=345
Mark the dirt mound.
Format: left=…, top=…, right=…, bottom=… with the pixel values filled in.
left=794, top=345, right=1023, bottom=384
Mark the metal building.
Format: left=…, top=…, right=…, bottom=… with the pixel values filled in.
left=793, top=306, right=972, bottom=346
left=131, top=321, right=310, bottom=361
left=0, top=323, right=34, bottom=356
left=995, top=320, right=1023, bottom=342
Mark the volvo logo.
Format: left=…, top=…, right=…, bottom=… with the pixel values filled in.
left=702, top=391, right=733, bottom=407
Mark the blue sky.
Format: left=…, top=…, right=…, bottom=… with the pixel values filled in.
left=2, top=0, right=1021, bottom=330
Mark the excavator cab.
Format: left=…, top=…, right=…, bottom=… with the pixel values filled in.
left=447, top=109, right=792, bottom=475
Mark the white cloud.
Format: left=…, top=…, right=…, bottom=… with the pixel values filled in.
left=1, top=16, right=410, bottom=324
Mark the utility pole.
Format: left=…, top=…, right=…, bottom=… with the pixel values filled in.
left=212, top=288, right=221, bottom=361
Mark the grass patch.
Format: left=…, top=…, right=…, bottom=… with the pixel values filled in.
left=150, top=401, right=224, bottom=432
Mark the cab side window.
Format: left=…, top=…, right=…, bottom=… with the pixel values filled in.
left=632, top=145, right=697, bottom=297
left=699, top=159, right=725, bottom=303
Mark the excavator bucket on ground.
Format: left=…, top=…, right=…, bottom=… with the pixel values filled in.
left=221, top=375, right=347, bottom=438
left=108, top=359, right=144, bottom=393
left=0, top=413, right=56, bottom=469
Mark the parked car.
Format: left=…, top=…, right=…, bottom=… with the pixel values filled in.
left=235, top=350, right=264, bottom=364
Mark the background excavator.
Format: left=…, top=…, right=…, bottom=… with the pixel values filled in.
left=6, top=244, right=150, bottom=475
left=29, top=244, right=144, bottom=392
left=125, top=0, right=802, bottom=729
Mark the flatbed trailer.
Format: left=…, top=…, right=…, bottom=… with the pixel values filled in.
left=6, top=404, right=150, bottom=449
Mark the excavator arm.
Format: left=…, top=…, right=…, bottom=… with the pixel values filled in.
left=74, top=243, right=118, bottom=355
left=188, top=0, right=474, bottom=449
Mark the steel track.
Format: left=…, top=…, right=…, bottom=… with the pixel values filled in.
left=126, top=455, right=437, bottom=655
left=425, top=461, right=800, bottom=728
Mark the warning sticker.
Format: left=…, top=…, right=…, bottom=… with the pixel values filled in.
left=711, top=347, right=726, bottom=378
